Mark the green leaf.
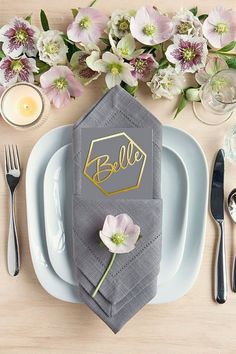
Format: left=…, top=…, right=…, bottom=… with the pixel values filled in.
left=218, top=41, right=236, bottom=52
left=40, top=9, right=49, bottom=31
left=89, top=0, right=97, bottom=6
left=123, top=83, right=138, bottom=96
left=36, top=59, right=50, bottom=75
left=61, top=34, right=74, bottom=45
left=71, top=8, right=79, bottom=18
left=100, top=37, right=110, bottom=45
left=158, top=57, right=169, bottom=69
left=0, top=49, right=5, bottom=59
left=173, top=92, right=187, bottom=119
left=226, top=57, right=236, bottom=69
left=189, top=6, right=198, bottom=16
left=25, top=14, right=32, bottom=23
left=198, top=14, right=208, bottom=21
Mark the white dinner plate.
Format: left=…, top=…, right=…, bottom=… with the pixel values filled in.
left=26, top=124, right=208, bottom=304
left=43, top=143, right=189, bottom=286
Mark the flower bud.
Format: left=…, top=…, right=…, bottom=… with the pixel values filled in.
left=185, top=88, right=200, bottom=101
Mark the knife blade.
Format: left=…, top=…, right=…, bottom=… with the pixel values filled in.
left=211, top=149, right=227, bottom=304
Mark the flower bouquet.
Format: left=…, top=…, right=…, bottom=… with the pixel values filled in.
left=0, top=3, right=236, bottom=117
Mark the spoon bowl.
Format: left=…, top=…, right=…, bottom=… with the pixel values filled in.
left=227, top=188, right=236, bottom=292
left=228, top=189, right=236, bottom=223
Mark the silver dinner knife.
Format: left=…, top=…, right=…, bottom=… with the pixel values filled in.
left=210, top=149, right=227, bottom=304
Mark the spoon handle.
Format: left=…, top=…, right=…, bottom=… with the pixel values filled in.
left=232, top=256, right=236, bottom=292
left=215, top=220, right=227, bottom=303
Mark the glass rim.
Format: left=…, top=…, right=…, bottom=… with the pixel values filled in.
left=0, top=82, right=45, bottom=128
left=209, top=68, right=236, bottom=105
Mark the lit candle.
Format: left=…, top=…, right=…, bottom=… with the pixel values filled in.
left=0, top=82, right=49, bottom=129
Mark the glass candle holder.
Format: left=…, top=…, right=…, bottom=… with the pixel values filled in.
left=0, top=82, right=50, bottom=130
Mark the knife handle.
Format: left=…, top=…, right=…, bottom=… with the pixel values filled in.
left=215, top=220, right=227, bottom=304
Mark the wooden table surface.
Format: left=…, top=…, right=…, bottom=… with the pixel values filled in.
left=1, top=0, right=236, bottom=353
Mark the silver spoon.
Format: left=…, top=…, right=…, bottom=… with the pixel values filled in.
left=227, top=188, right=236, bottom=292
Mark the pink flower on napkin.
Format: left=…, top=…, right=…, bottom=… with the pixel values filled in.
left=40, top=65, right=83, bottom=108
left=67, top=7, right=108, bottom=45
left=99, top=213, right=140, bottom=254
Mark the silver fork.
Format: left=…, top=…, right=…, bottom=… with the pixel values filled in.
left=4, top=145, right=20, bottom=276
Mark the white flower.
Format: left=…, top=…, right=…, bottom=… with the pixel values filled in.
left=107, top=9, right=134, bottom=38
left=37, top=30, right=68, bottom=66
left=87, top=51, right=137, bottom=89
left=109, top=33, right=144, bottom=60
left=172, top=9, right=202, bottom=36
left=147, top=66, right=185, bottom=100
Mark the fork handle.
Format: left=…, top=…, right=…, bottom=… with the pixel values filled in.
left=8, top=192, right=20, bottom=276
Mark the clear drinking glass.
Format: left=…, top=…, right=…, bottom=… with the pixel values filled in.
left=193, top=69, right=236, bottom=125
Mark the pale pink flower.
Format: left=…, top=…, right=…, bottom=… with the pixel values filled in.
left=0, top=17, right=39, bottom=58
left=172, top=8, right=202, bottom=36
left=99, top=214, right=140, bottom=254
left=0, top=55, right=38, bottom=86
left=166, top=35, right=208, bottom=73
left=130, top=53, right=158, bottom=82
left=195, top=55, right=228, bottom=85
left=130, top=6, right=173, bottom=46
left=67, top=8, right=108, bottom=44
left=202, top=7, right=236, bottom=49
left=40, top=66, right=84, bottom=108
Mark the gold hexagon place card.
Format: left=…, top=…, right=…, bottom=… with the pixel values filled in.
left=81, top=128, right=153, bottom=199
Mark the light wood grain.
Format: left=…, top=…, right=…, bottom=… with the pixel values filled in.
left=1, top=0, right=236, bottom=353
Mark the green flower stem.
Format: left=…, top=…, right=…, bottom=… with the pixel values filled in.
left=209, top=50, right=236, bottom=56
left=92, top=253, right=117, bottom=298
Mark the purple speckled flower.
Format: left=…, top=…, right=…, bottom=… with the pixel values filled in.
left=0, top=55, right=38, bottom=86
left=166, top=35, right=208, bottom=73
left=0, top=17, right=39, bottom=58
left=130, top=53, right=158, bottom=82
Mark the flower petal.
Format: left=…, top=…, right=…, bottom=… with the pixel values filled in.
left=105, top=72, right=121, bottom=88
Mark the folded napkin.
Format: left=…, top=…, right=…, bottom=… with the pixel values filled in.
left=72, top=86, right=162, bottom=333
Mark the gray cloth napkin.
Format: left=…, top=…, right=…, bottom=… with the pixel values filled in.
left=72, top=86, right=162, bottom=333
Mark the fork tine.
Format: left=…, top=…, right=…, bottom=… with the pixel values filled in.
left=13, top=145, right=20, bottom=170
left=8, top=145, right=15, bottom=169
left=4, top=145, right=9, bottom=173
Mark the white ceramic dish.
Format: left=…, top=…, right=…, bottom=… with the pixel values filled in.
left=26, top=125, right=208, bottom=304
left=43, top=142, right=189, bottom=286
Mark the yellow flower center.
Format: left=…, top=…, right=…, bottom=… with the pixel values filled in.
left=79, top=16, right=90, bottom=29
left=211, top=77, right=228, bottom=92
left=177, top=22, right=192, bottom=34
left=109, top=63, right=122, bottom=75
left=11, top=60, right=23, bottom=73
left=143, top=24, right=156, bottom=36
left=111, top=233, right=125, bottom=245
left=118, top=19, right=129, bottom=31
left=45, top=41, right=60, bottom=55
left=162, top=79, right=173, bottom=89
left=15, top=28, right=28, bottom=44
left=215, top=22, right=228, bottom=34
left=54, top=77, right=68, bottom=90
left=182, top=48, right=196, bottom=61
left=121, top=47, right=129, bottom=56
